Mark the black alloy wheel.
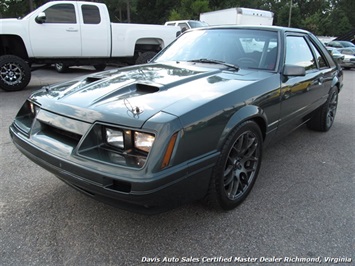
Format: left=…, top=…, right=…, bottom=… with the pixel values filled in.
left=0, top=55, right=31, bottom=91
left=325, top=89, right=338, bottom=129
left=206, top=121, right=263, bottom=210
left=307, top=87, right=339, bottom=132
left=55, top=63, right=69, bottom=73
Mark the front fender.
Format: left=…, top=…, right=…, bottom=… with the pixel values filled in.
left=217, top=105, right=267, bottom=150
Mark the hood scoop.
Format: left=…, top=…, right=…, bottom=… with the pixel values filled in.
left=85, top=76, right=103, bottom=83
left=136, top=83, right=160, bottom=94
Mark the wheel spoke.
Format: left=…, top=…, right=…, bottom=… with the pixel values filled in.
left=230, top=176, right=240, bottom=197
left=222, top=129, right=261, bottom=200
left=326, top=92, right=338, bottom=127
left=224, top=165, right=234, bottom=186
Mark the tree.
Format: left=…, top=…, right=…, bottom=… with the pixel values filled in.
left=167, top=0, right=209, bottom=21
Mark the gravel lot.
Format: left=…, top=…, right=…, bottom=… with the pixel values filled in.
left=1, top=67, right=354, bottom=266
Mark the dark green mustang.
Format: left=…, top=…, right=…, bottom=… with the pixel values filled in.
left=10, top=26, right=343, bottom=213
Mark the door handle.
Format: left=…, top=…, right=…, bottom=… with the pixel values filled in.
left=66, top=28, right=78, bottom=32
left=311, top=77, right=323, bottom=86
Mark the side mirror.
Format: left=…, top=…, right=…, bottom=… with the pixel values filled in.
left=35, top=12, right=46, bottom=24
left=282, top=64, right=306, bottom=76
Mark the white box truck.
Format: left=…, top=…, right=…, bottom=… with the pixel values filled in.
left=200, top=7, right=274, bottom=26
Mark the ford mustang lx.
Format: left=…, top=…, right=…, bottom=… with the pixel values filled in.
left=9, top=26, right=343, bottom=213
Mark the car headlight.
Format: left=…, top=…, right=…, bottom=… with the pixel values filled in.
left=134, top=132, right=155, bottom=153
left=106, top=128, right=124, bottom=149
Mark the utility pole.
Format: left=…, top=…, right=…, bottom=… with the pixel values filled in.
left=28, top=0, right=34, bottom=12
left=126, top=0, right=130, bottom=23
left=288, top=0, right=292, bottom=27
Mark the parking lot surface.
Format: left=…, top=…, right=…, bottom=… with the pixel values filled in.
left=1, top=67, right=354, bottom=265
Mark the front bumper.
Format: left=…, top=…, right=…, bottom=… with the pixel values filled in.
left=10, top=124, right=218, bottom=214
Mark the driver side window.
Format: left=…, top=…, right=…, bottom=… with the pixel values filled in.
left=285, top=36, right=316, bottom=71
left=44, top=4, right=76, bottom=24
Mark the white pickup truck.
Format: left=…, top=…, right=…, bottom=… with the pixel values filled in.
left=0, top=1, right=180, bottom=91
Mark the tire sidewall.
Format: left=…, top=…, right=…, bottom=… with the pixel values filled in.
left=0, top=55, right=31, bottom=92
left=213, top=121, right=263, bottom=210
left=323, top=87, right=338, bottom=130
left=135, top=51, right=157, bottom=65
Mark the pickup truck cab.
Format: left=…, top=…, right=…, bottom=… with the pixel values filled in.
left=0, top=1, right=179, bottom=91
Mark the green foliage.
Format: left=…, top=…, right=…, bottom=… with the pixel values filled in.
left=167, top=0, right=209, bottom=21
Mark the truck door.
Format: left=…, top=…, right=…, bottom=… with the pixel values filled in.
left=29, top=3, right=81, bottom=57
left=78, top=3, right=111, bottom=57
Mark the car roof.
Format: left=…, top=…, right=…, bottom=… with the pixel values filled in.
left=190, top=25, right=310, bottom=34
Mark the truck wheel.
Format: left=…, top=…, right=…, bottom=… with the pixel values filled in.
left=94, top=64, right=106, bottom=71
left=55, top=63, right=69, bottom=73
left=135, top=51, right=157, bottom=65
left=0, top=55, right=31, bottom=91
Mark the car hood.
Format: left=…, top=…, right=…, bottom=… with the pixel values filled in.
left=30, top=62, right=274, bottom=128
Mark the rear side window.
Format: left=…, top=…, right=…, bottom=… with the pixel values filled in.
left=82, top=5, right=101, bottom=24
left=285, top=36, right=316, bottom=70
left=44, top=4, right=76, bottom=24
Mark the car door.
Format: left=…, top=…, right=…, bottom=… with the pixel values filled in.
left=29, top=3, right=81, bottom=57
left=277, top=34, right=326, bottom=136
left=78, top=3, right=111, bottom=57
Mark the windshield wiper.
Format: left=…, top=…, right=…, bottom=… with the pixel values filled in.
left=188, top=58, right=239, bottom=71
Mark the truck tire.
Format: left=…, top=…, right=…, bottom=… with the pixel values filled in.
left=0, top=55, right=31, bottom=92
left=135, top=51, right=157, bottom=65
left=94, top=64, right=106, bottom=71
left=55, top=63, right=69, bottom=73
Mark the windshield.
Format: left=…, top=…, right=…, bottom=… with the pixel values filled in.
left=154, top=28, right=279, bottom=70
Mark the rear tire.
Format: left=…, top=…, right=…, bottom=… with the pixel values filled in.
left=135, top=51, right=157, bottom=65
left=205, top=121, right=263, bottom=210
left=307, top=87, right=339, bottom=132
left=0, top=55, right=31, bottom=91
left=94, top=64, right=106, bottom=71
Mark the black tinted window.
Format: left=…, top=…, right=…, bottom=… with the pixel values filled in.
left=286, top=36, right=316, bottom=70
left=44, top=4, right=76, bottom=24
left=82, top=5, right=101, bottom=24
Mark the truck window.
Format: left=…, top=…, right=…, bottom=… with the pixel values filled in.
left=44, top=4, right=76, bottom=24
left=82, top=5, right=101, bottom=24
left=285, top=36, right=316, bottom=71
left=177, top=23, right=189, bottom=30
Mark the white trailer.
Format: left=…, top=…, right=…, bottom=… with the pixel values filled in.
left=200, top=7, right=274, bottom=26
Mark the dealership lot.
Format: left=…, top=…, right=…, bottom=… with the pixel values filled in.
left=1, top=67, right=354, bottom=265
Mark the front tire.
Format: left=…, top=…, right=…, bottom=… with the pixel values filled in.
left=307, top=87, right=339, bottom=132
left=0, top=55, right=31, bottom=91
left=206, top=121, right=263, bottom=210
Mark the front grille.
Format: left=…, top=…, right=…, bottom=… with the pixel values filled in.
left=41, top=123, right=82, bottom=146
left=47, top=125, right=82, bottom=142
